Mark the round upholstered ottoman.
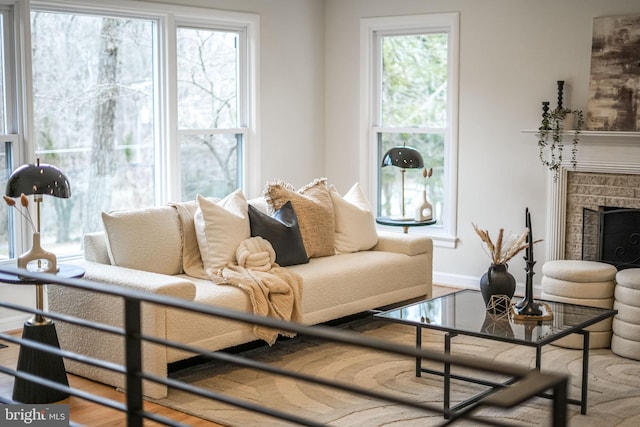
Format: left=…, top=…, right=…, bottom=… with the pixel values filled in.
left=541, top=260, right=617, bottom=349
left=612, top=268, right=640, bottom=360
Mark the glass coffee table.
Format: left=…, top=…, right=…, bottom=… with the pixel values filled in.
left=374, top=289, right=617, bottom=418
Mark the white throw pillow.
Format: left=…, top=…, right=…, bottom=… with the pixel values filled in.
left=330, top=183, right=378, bottom=253
left=102, top=206, right=183, bottom=275
left=194, top=190, right=250, bottom=271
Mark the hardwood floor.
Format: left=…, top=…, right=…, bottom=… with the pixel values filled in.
left=0, top=285, right=459, bottom=426
left=0, top=329, right=220, bottom=426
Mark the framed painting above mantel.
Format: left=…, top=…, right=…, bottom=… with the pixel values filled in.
left=587, top=14, right=640, bottom=132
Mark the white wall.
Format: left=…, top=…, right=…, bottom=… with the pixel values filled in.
left=325, top=0, right=640, bottom=287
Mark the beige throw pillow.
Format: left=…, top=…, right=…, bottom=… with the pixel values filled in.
left=194, top=190, right=250, bottom=272
left=330, top=183, right=378, bottom=253
left=263, top=178, right=335, bottom=258
left=101, top=206, right=183, bottom=275
left=170, top=199, right=213, bottom=279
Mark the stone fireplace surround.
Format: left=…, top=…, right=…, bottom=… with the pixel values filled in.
left=547, top=131, right=640, bottom=261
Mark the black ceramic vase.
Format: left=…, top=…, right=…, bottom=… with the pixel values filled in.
left=479, top=264, right=516, bottom=310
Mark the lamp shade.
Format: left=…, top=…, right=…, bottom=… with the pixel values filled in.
left=6, top=162, right=71, bottom=199
left=381, top=146, right=424, bottom=169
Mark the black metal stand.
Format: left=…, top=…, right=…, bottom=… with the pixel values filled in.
left=12, top=321, right=70, bottom=403
left=4, top=264, right=84, bottom=404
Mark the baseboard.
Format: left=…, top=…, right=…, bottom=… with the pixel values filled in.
left=433, top=271, right=480, bottom=290
left=0, top=314, right=29, bottom=333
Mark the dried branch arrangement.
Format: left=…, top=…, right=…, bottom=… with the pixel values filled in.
left=4, top=194, right=36, bottom=232
left=472, top=223, right=540, bottom=265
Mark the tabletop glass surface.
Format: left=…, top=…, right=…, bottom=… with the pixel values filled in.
left=375, top=289, right=617, bottom=345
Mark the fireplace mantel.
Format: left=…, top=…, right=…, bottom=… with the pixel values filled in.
left=523, top=130, right=640, bottom=260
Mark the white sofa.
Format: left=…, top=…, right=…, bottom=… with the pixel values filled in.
left=48, top=187, right=433, bottom=399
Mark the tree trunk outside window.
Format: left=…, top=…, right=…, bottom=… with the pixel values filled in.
left=83, top=18, right=123, bottom=234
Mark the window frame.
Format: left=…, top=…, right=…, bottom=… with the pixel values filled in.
left=0, top=0, right=260, bottom=262
left=359, top=12, right=459, bottom=248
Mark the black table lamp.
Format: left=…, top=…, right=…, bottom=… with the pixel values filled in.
left=381, top=143, right=424, bottom=220
left=6, top=159, right=71, bottom=324
left=5, top=158, right=72, bottom=403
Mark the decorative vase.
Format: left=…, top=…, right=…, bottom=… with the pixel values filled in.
left=414, top=190, right=433, bottom=222
left=18, top=232, right=57, bottom=273
left=479, top=263, right=516, bottom=311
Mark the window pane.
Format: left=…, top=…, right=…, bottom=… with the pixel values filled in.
left=177, top=28, right=238, bottom=130
left=379, top=132, right=444, bottom=220
left=0, top=141, right=9, bottom=260
left=381, top=33, right=448, bottom=128
left=0, top=16, right=5, bottom=135
left=31, top=12, right=155, bottom=254
left=180, top=133, right=240, bottom=201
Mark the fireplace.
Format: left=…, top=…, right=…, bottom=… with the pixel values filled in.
left=582, top=206, right=640, bottom=270
left=544, top=131, right=640, bottom=262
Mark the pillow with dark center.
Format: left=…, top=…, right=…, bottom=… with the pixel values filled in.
left=248, top=200, right=309, bottom=266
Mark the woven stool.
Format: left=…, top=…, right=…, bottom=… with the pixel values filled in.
left=541, top=260, right=617, bottom=349
left=612, top=268, right=640, bottom=360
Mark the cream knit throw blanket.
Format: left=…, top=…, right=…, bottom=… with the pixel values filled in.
left=207, top=236, right=303, bottom=345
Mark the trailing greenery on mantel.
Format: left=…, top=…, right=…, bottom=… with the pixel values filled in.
left=522, top=130, right=640, bottom=139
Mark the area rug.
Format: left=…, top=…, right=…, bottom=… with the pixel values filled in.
left=150, top=317, right=640, bottom=426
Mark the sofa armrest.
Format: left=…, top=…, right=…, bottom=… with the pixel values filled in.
left=71, top=259, right=196, bottom=301
left=47, top=260, right=197, bottom=399
left=372, top=231, right=433, bottom=256
left=83, top=232, right=111, bottom=265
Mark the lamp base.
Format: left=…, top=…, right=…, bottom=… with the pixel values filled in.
left=12, top=321, right=70, bottom=403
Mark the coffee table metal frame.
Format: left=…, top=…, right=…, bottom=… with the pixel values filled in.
left=374, top=289, right=617, bottom=419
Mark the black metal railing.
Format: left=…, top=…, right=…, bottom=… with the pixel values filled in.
left=0, top=266, right=568, bottom=426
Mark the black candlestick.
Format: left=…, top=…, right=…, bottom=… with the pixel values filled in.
left=515, top=208, right=542, bottom=316
left=541, top=102, right=550, bottom=130
left=557, top=81, right=564, bottom=110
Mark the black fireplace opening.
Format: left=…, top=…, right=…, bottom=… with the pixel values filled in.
left=582, top=206, right=640, bottom=270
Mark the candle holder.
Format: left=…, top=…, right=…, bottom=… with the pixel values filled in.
left=557, top=80, right=564, bottom=110
left=514, top=207, right=542, bottom=316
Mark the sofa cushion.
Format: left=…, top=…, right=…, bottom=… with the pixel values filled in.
left=248, top=201, right=308, bottom=266
left=194, top=190, right=250, bottom=272
left=101, top=206, right=183, bottom=275
left=263, top=178, right=335, bottom=258
left=330, top=183, right=378, bottom=253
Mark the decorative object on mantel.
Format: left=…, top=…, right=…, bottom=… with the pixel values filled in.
left=537, top=80, right=584, bottom=181
left=586, top=14, right=640, bottom=132
left=414, top=167, right=433, bottom=222
left=472, top=221, right=538, bottom=310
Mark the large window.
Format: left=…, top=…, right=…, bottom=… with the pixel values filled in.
left=0, top=0, right=258, bottom=260
left=361, top=13, right=459, bottom=247
left=177, top=26, right=246, bottom=201
left=31, top=11, right=156, bottom=251
left=0, top=2, right=20, bottom=260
